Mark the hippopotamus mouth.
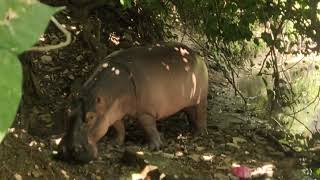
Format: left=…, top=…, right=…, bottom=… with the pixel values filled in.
left=55, top=99, right=99, bottom=163
left=55, top=134, right=98, bottom=163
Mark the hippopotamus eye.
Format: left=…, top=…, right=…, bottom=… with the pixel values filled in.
left=85, top=112, right=97, bottom=123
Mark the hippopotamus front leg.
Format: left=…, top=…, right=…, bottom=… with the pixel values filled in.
left=137, top=114, right=162, bottom=150
left=112, top=119, right=125, bottom=145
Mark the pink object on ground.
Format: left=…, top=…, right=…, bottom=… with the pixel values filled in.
left=231, top=166, right=252, bottom=179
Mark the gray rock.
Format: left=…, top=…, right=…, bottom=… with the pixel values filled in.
left=40, top=55, right=52, bottom=64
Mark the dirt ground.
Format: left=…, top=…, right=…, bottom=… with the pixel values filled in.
left=0, top=10, right=318, bottom=180
left=0, top=69, right=313, bottom=180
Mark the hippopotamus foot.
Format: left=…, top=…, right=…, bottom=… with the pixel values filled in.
left=112, top=119, right=125, bottom=145
left=148, top=138, right=162, bottom=151
left=138, top=114, right=163, bottom=151
left=185, top=99, right=208, bottom=136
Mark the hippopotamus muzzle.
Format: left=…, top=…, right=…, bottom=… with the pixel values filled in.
left=55, top=101, right=99, bottom=163
left=56, top=134, right=98, bottom=163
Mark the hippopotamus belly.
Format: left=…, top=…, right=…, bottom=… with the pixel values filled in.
left=132, top=57, right=207, bottom=119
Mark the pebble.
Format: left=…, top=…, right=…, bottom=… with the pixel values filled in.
left=201, top=154, right=214, bottom=161
left=68, top=74, right=75, bottom=80
left=40, top=55, right=52, bottom=64
left=31, top=170, right=42, bottom=178
left=13, top=173, right=22, bottom=180
left=76, top=55, right=83, bottom=61
left=61, top=169, right=69, bottom=179
left=175, top=151, right=184, bottom=157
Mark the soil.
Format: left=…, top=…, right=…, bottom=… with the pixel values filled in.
left=0, top=10, right=317, bottom=180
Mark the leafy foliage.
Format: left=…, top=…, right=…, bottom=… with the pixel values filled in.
left=0, top=0, right=60, bottom=142
left=0, top=51, right=21, bottom=141
left=168, top=0, right=319, bottom=116
left=120, top=0, right=132, bottom=9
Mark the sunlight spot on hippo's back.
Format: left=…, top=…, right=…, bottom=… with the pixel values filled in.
left=190, top=88, right=194, bottom=99
left=102, top=63, right=109, bottom=68
left=181, top=84, right=185, bottom=97
left=166, top=65, right=170, bottom=70
left=180, top=47, right=190, bottom=56
left=161, top=61, right=170, bottom=71
left=52, top=150, right=58, bottom=155
left=190, top=73, right=197, bottom=99
left=185, top=65, right=190, bottom=72
left=182, top=57, right=188, bottom=63
left=197, top=88, right=202, bottom=104
left=115, top=69, right=120, bottom=75
left=136, top=151, right=144, bottom=155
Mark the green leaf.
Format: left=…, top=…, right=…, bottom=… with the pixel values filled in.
left=0, top=0, right=62, bottom=54
left=315, top=168, right=320, bottom=176
left=120, top=0, right=132, bottom=9
left=0, top=50, right=22, bottom=142
left=0, top=0, right=61, bottom=142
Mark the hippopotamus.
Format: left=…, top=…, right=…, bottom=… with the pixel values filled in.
left=57, top=43, right=208, bottom=163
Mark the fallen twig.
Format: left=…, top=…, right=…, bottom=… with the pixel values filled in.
left=28, top=16, right=71, bottom=52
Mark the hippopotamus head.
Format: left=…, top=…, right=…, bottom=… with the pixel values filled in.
left=56, top=77, right=133, bottom=163
left=56, top=97, right=100, bottom=163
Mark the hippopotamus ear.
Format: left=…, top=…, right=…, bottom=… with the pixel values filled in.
left=96, top=97, right=101, bottom=103
left=85, top=112, right=97, bottom=123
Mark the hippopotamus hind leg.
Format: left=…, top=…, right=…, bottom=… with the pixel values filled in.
left=137, top=114, right=162, bottom=150
left=185, top=99, right=207, bottom=136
